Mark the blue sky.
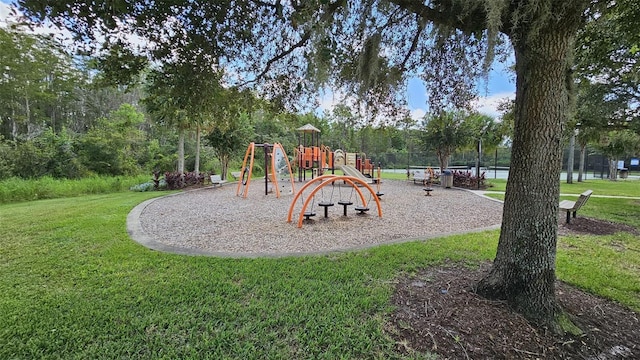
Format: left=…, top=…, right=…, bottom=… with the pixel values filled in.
left=1, top=0, right=515, bottom=120
left=405, top=67, right=516, bottom=120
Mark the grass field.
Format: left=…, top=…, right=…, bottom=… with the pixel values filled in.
left=1, top=178, right=638, bottom=359
left=484, top=177, right=640, bottom=197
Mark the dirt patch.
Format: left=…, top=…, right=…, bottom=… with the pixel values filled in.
left=390, top=263, right=640, bottom=359
left=558, top=216, right=640, bottom=236
left=390, top=219, right=640, bottom=359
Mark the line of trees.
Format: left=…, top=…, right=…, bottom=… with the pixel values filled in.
left=1, top=24, right=513, bottom=181
left=2, top=24, right=634, bottom=185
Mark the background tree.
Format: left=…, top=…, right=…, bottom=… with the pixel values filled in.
left=79, top=104, right=146, bottom=176
left=204, top=87, right=261, bottom=179
left=143, top=64, right=221, bottom=174
left=325, top=104, right=361, bottom=152
left=0, top=26, right=80, bottom=140
left=421, top=111, right=471, bottom=171
left=574, top=0, right=640, bottom=131
left=465, top=113, right=502, bottom=178
left=572, top=0, right=640, bottom=181
left=596, top=130, right=640, bottom=180
left=206, top=112, right=254, bottom=180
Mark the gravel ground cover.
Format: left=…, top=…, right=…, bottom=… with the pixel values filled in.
left=130, top=179, right=504, bottom=257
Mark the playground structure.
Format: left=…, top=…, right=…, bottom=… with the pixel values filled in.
left=295, top=123, right=376, bottom=181
left=287, top=174, right=383, bottom=228
left=236, top=142, right=296, bottom=198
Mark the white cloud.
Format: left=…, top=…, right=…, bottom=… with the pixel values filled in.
left=318, top=90, right=341, bottom=113
left=0, top=2, right=146, bottom=57
left=472, top=92, right=515, bottom=119
left=0, top=2, right=15, bottom=27
left=410, top=108, right=426, bottom=121
left=0, top=2, right=75, bottom=44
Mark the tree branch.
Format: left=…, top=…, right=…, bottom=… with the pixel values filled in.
left=400, top=15, right=426, bottom=71
left=242, top=31, right=312, bottom=86
left=387, top=0, right=487, bottom=33
left=242, top=0, right=346, bottom=85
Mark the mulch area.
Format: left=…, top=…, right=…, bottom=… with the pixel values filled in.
left=389, top=218, right=640, bottom=359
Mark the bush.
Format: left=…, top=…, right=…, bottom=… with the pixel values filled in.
left=452, top=170, right=486, bottom=189
left=163, top=171, right=205, bottom=190
left=0, top=175, right=150, bottom=204
left=0, top=140, right=14, bottom=180
left=130, top=182, right=155, bottom=192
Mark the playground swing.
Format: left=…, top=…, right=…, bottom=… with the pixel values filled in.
left=241, top=166, right=250, bottom=185
left=354, top=188, right=372, bottom=215
left=317, top=180, right=335, bottom=218
left=287, top=174, right=382, bottom=228
left=300, top=191, right=317, bottom=220
left=337, top=184, right=354, bottom=216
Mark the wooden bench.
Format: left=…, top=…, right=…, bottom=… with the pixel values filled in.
left=559, top=190, right=592, bottom=224
left=209, top=174, right=227, bottom=187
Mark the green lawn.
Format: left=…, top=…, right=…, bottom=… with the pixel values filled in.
left=1, top=183, right=638, bottom=359
left=483, top=179, right=640, bottom=228
left=485, top=178, right=640, bottom=197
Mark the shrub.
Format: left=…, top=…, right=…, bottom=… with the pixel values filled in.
left=452, top=170, right=486, bottom=189
left=130, top=182, right=155, bottom=192
left=163, top=171, right=204, bottom=190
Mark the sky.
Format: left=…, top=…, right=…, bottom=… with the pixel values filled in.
left=1, top=0, right=515, bottom=121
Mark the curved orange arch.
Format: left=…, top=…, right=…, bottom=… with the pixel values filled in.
left=236, top=142, right=255, bottom=198
left=287, top=175, right=383, bottom=228
left=286, top=175, right=367, bottom=224
left=287, top=175, right=343, bottom=222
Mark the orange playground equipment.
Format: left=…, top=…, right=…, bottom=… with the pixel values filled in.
left=295, top=123, right=378, bottom=180
left=356, top=155, right=375, bottom=177
left=287, top=174, right=383, bottom=228
left=236, top=142, right=296, bottom=198
left=296, top=145, right=334, bottom=172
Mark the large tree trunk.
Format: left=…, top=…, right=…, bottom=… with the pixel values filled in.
left=476, top=28, right=574, bottom=330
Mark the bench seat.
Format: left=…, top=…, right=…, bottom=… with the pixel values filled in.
left=210, top=174, right=227, bottom=187
left=559, top=190, right=592, bottom=224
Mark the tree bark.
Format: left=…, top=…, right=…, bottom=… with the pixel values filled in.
left=476, top=28, right=574, bottom=329
left=220, top=154, right=229, bottom=181
left=194, top=124, right=201, bottom=176
left=436, top=150, right=449, bottom=172
left=566, top=132, right=575, bottom=184
left=177, top=129, right=185, bottom=174
left=609, top=159, right=617, bottom=180
left=578, top=143, right=586, bottom=182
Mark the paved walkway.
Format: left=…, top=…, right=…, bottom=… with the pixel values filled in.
left=474, top=190, right=640, bottom=200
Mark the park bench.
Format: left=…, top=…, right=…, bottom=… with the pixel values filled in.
left=210, top=174, right=227, bottom=187
left=411, top=170, right=429, bottom=185
left=559, top=190, right=592, bottom=224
